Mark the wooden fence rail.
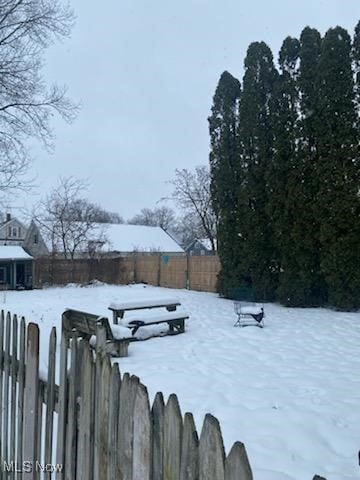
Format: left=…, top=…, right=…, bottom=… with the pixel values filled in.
left=0, top=310, right=326, bottom=480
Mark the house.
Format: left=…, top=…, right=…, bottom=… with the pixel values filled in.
left=87, top=223, right=185, bottom=257
left=0, top=246, right=33, bottom=289
left=184, top=238, right=216, bottom=256
left=0, top=214, right=49, bottom=258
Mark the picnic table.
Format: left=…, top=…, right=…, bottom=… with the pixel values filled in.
left=108, top=296, right=189, bottom=337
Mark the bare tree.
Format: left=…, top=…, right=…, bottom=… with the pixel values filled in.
left=128, top=206, right=176, bottom=231
left=168, top=166, right=217, bottom=250
left=73, top=202, right=124, bottom=224
left=35, top=177, right=107, bottom=261
left=0, top=0, right=77, bottom=200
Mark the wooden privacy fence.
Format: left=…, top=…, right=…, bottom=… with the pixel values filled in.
left=34, top=255, right=221, bottom=293
left=0, top=310, right=326, bottom=480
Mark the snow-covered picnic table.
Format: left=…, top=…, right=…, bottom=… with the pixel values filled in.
left=108, top=296, right=189, bottom=336
left=108, top=296, right=181, bottom=323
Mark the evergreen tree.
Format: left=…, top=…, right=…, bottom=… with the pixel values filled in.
left=208, top=71, right=242, bottom=296
left=267, top=36, right=317, bottom=306
left=315, top=27, right=360, bottom=310
left=238, top=42, right=278, bottom=301
left=275, top=28, right=328, bottom=306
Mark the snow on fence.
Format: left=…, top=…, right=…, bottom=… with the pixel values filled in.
left=0, top=309, right=326, bottom=480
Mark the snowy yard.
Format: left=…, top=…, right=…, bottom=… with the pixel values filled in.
left=1, top=283, right=359, bottom=480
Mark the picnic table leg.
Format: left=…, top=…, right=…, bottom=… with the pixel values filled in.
left=168, top=319, right=185, bottom=334
left=113, top=310, right=125, bottom=325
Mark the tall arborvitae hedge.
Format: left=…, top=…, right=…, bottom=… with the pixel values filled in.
left=210, top=22, right=360, bottom=311
left=208, top=71, right=242, bottom=296
left=314, top=27, right=360, bottom=310
left=279, top=27, right=328, bottom=307
left=237, top=42, right=278, bottom=301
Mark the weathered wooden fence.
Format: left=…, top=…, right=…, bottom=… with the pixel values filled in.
left=0, top=310, right=327, bottom=479
left=34, top=255, right=221, bottom=293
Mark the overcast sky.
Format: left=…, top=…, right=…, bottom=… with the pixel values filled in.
left=20, top=0, right=360, bottom=220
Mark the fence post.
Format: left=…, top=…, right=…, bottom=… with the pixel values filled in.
left=23, top=322, right=40, bottom=480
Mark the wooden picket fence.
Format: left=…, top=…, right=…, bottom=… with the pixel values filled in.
left=0, top=310, right=327, bottom=480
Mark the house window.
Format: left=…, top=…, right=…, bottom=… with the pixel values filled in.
left=34, top=234, right=38, bottom=244
left=12, top=227, right=17, bottom=238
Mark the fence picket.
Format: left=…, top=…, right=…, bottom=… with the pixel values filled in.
left=163, top=394, right=183, bottom=480
left=45, top=328, right=57, bottom=479
left=9, top=315, right=18, bottom=480
left=118, top=373, right=139, bottom=480
left=56, top=331, right=69, bottom=478
left=23, top=323, right=40, bottom=480
left=0, top=310, right=4, bottom=464
left=225, top=442, right=253, bottom=480
left=37, top=384, right=44, bottom=468
left=151, top=392, right=165, bottom=480
left=97, top=354, right=111, bottom=480
left=77, top=340, right=95, bottom=480
left=65, top=333, right=78, bottom=480
left=180, top=413, right=199, bottom=480
left=94, top=323, right=108, bottom=480
left=199, top=414, right=225, bottom=480
left=132, top=383, right=151, bottom=480
left=17, top=318, right=26, bottom=480
left=3, top=312, right=11, bottom=464
left=107, top=365, right=121, bottom=480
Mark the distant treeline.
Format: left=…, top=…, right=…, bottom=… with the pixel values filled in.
left=209, top=22, right=360, bottom=310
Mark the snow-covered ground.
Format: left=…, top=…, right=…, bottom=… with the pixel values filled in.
left=1, top=283, right=359, bottom=480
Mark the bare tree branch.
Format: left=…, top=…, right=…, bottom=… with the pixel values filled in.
left=0, top=0, right=78, bottom=201
left=168, top=166, right=217, bottom=250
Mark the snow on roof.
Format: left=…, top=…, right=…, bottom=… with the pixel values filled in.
left=196, top=238, right=217, bottom=250
left=91, top=224, right=184, bottom=253
left=0, top=246, right=33, bottom=260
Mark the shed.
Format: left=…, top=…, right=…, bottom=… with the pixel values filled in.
left=0, top=246, right=34, bottom=290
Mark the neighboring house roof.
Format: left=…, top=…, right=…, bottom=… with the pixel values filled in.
left=0, top=246, right=33, bottom=260
left=198, top=238, right=216, bottom=250
left=90, top=224, right=185, bottom=253
left=185, top=237, right=216, bottom=251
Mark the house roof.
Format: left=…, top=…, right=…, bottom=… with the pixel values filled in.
left=90, top=224, right=184, bottom=253
left=0, top=246, right=33, bottom=260
left=186, top=237, right=216, bottom=251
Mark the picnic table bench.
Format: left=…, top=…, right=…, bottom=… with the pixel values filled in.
left=62, top=309, right=133, bottom=357
left=108, top=296, right=189, bottom=337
